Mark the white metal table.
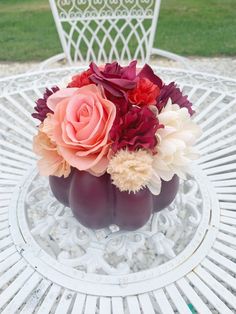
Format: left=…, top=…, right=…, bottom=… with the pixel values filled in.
left=0, top=67, right=236, bottom=314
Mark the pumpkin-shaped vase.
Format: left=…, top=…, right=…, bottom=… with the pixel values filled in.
left=49, top=168, right=179, bottom=230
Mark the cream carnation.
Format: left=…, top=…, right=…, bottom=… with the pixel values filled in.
left=107, top=149, right=153, bottom=193
left=148, top=99, right=201, bottom=195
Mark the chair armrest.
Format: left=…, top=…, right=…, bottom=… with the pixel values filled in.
left=38, top=53, right=67, bottom=70
left=151, top=48, right=193, bottom=70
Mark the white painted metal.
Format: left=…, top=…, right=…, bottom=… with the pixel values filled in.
left=84, top=296, right=97, bottom=314
left=71, top=293, right=86, bottom=314
left=1, top=272, right=42, bottom=314
left=37, top=284, right=61, bottom=314
left=126, top=296, right=141, bottom=314
left=99, top=297, right=111, bottom=314
left=20, top=279, right=51, bottom=313
left=165, top=284, right=192, bottom=314
left=54, top=290, right=75, bottom=314
left=44, top=0, right=190, bottom=68
left=187, top=271, right=234, bottom=314
left=0, top=267, right=35, bottom=310
left=153, top=289, right=175, bottom=314
left=138, top=294, right=155, bottom=314
left=0, top=68, right=236, bottom=312
left=176, top=277, right=212, bottom=314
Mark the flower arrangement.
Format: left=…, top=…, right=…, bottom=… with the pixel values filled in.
left=32, top=61, right=201, bottom=230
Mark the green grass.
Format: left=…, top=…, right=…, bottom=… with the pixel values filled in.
left=0, top=0, right=236, bottom=62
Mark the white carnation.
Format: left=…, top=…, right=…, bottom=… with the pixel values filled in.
left=148, top=99, right=202, bottom=195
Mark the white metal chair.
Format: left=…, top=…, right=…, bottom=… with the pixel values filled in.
left=40, top=0, right=191, bottom=69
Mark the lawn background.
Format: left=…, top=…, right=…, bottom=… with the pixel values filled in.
left=0, top=0, right=236, bottom=62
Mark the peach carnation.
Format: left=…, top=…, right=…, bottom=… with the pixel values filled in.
left=40, top=113, right=54, bottom=138
left=107, top=149, right=153, bottom=193
left=48, top=85, right=116, bottom=176
left=147, top=99, right=201, bottom=195
left=33, top=116, right=71, bottom=177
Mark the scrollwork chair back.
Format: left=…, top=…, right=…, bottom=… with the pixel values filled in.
left=49, top=0, right=161, bottom=64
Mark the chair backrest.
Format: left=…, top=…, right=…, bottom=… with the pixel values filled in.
left=49, top=0, right=161, bottom=65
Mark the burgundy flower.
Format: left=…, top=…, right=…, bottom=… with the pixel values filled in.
left=110, top=106, right=163, bottom=153
left=105, top=91, right=131, bottom=117
left=32, top=86, right=59, bottom=122
left=157, top=82, right=195, bottom=116
left=138, top=64, right=163, bottom=89
left=89, top=61, right=137, bottom=97
left=67, top=69, right=92, bottom=88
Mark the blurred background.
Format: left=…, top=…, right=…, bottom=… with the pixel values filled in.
left=0, top=0, right=236, bottom=76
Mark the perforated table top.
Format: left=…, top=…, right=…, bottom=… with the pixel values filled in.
left=0, top=67, right=236, bottom=314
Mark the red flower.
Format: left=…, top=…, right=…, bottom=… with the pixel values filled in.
left=157, top=82, right=195, bottom=116
left=110, top=106, right=163, bottom=153
left=128, top=78, right=160, bottom=106
left=67, top=69, right=92, bottom=88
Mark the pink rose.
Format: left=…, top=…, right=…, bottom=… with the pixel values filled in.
left=48, top=85, right=116, bottom=176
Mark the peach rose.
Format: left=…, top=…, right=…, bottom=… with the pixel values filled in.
left=48, top=85, right=116, bottom=176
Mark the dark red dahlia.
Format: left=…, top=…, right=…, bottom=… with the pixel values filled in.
left=67, top=69, right=92, bottom=88
left=157, top=82, right=195, bottom=116
left=109, top=106, right=163, bottom=153
left=32, top=86, right=59, bottom=122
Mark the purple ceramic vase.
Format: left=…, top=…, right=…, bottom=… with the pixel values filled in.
left=49, top=168, right=179, bottom=231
